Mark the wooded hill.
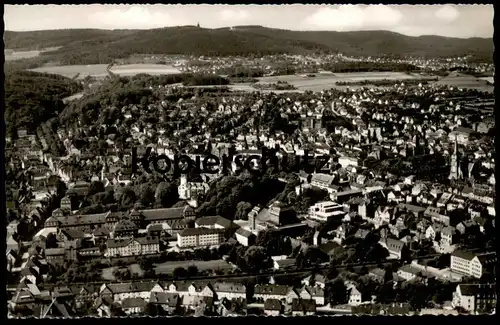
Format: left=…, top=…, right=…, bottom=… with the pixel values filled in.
left=4, top=26, right=493, bottom=67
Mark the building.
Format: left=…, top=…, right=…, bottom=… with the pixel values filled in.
left=253, top=284, right=290, bottom=302
left=290, top=299, right=316, bottom=316
left=310, top=173, right=335, bottom=191
left=121, top=297, right=147, bottom=315
left=104, top=236, right=160, bottom=258
left=235, top=228, right=256, bottom=246
left=307, top=201, right=345, bottom=222
left=263, top=299, right=283, bottom=316
left=100, top=281, right=163, bottom=303
left=177, top=228, right=225, bottom=248
left=379, top=237, right=405, bottom=260
left=450, top=251, right=494, bottom=279
left=452, top=284, right=496, bottom=313
left=449, top=136, right=463, bottom=180
left=348, top=285, right=362, bottom=306
left=298, top=286, right=325, bottom=306
left=212, top=282, right=246, bottom=301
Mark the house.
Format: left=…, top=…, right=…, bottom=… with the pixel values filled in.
left=452, top=284, right=496, bottom=313
left=290, top=299, right=316, bottom=316
left=425, top=224, right=443, bottom=241
left=378, top=237, right=405, bottom=260
left=100, top=281, right=162, bottom=302
left=450, top=250, right=493, bottom=279
left=121, top=297, right=147, bottom=315
left=299, top=286, right=325, bottom=306
left=263, top=299, right=283, bottom=316
left=301, top=274, right=326, bottom=289
left=234, top=228, right=256, bottom=246
left=310, top=173, right=335, bottom=191
left=95, top=296, right=113, bottom=317
left=348, top=285, right=362, bottom=306
left=149, top=291, right=180, bottom=314
left=212, top=282, right=246, bottom=301
left=253, top=284, right=290, bottom=302
left=217, top=297, right=247, bottom=316
left=273, top=258, right=296, bottom=270
left=397, top=264, right=427, bottom=282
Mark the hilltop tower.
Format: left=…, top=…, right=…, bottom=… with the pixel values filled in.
left=449, top=136, right=462, bottom=180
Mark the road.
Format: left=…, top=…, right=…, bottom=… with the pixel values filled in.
left=7, top=248, right=493, bottom=291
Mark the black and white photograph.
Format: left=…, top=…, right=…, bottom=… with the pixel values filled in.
left=4, top=4, right=496, bottom=318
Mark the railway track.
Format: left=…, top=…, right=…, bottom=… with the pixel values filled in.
left=7, top=248, right=494, bottom=291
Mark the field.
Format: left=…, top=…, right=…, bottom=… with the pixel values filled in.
left=101, top=263, right=144, bottom=281
left=4, top=47, right=60, bottom=61
left=29, top=63, right=180, bottom=79
left=153, top=259, right=234, bottom=275
left=432, top=74, right=494, bottom=93
left=252, top=72, right=425, bottom=92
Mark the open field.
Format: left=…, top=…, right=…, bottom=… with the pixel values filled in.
left=101, top=263, right=144, bottom=281
left=111, top=63, right=181, bottom=76
left=30, top=64, right=109, bottom=78
left=4, top=47, right=61, bottom=61
left=29, top=63, right=180, bottom=79
left=432, top=73, right=494, bottom=93
left=154, top=259, right=234, bottom=275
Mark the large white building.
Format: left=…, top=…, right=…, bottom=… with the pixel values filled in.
left=104, top=236, right=160, bottom=258
left=177, top=228, right=225, bottom=248
left=450, top=251, right=491, bottom=279
left=452, top=284, right=496, bottom=313
left=307, top=201, right=345, bottom=222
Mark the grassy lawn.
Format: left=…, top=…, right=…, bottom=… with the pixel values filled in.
left=153, top=259, right=234, bottom=275
left=101, top=263, right=144, bottom=281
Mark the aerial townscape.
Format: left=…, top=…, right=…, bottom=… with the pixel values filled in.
left=4, top=4, right=496, bottom=318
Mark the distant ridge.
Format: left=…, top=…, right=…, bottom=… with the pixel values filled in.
left=4, top=26, right=493, bottom=66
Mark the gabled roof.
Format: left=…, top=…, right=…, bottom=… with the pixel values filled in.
left=451, top=250, right=476, bottom=261
left=264, top=298, right=282, bottom=311
left=291, top=299, right=316, bottom=312
left=149, top=292, right=180, bottom=307
left=254, top=284, right=289, bottom=296
left=121, top=297, right=147, bottom=309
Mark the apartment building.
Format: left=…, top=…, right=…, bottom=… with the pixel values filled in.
left=104, top=236, right=160, bottom=258
left=452, top=284, right=496, bottom=313
left=450, top=250, right=491, bottom=279
left=177, top=228, right=225, bottom=248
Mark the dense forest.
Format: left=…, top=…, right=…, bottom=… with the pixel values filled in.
left=4, top=27, right=493, bottom=69
left=4, top=71, right=83, bottom=138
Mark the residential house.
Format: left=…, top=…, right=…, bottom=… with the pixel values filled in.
left=253, top=284, right=291, bottom=302
left=348, top=285, right=362, bottom=306
left=299, top=286, right=325, bottom=306
left=290, top=299, right=316, bottom=316
left=273, top=258, right=296, bottom=270
left=379, top=237, right=406, bottom=260
left=121, top=297, right=147, bottom=315
left=100, top=281, right=163, bottom=303
left=452, top=284, right=496, bottom=313
left=263, top=299, right=283, bottom=316
left=212, top=282, right=246, bottom=301
left=307, top=201, right=345, bottom=222
left=301, top=274, right=326, bottom=289
left=235, top=228, right=256, bottom=246
left=149, top=292, right=181, bottom=314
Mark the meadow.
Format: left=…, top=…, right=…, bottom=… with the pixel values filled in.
left=153, top=259, right=234, bottom=275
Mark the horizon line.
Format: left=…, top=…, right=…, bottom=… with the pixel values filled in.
left=4, top=25, right=492, bottom=40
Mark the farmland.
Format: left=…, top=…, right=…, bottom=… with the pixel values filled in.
left=153, top=259, right=235, bottom=275
left=4, top=47, right=61, bottom=61
left=29, top=63, right=181, bottom=79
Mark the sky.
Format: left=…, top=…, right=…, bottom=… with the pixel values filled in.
left=4, top=4, right=494, bottom=38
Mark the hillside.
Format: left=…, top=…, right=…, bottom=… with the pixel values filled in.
left=4, top=26, right=493, bottom=67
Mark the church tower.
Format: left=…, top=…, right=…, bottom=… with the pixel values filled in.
left=449, top=136, right=462, bottom=180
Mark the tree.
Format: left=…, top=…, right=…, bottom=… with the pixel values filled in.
left=88, top=181, right=105, bottom=196
left=173, top=267, right=187, bottom=279
left=187, top=265, right=199, bottom=277
left=326, top=261, right=339, bottom=280
left=326, top=277, right=347, bottom=306
left=243, top=246, right=270, bottom=273
left=235, top=201, right=252, bottom=220
left=45, top=233, right=58, bottom=249
left=139, top=183, right=155, bottom=207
